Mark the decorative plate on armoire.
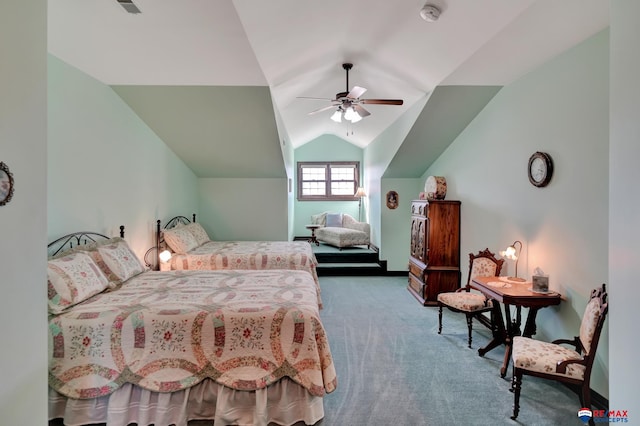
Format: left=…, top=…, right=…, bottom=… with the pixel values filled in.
left=424, top=176, right=446, bottom=200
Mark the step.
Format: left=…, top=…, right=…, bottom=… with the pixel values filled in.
left=316, top=262, right=385, bottom=276
left=314, top=251, right=379, bottom=264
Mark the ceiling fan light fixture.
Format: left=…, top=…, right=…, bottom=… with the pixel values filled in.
left=343, top=107, right=356, bottom=121
left=299, top=63, right=404, bottom=122
left=420, top=4, right=441, bottom=22
left=330, top=109, right=343, bottom=123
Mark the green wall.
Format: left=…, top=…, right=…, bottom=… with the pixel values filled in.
left=364, top=95, right=430, bottom=248
left=48, top=55, right=200, bottom=258
left=293, top=135, right=364, bottom=236
left=380, top=179, right=422, bottom=271
left=609, top=0, right=640, bottom=408
left=0, top=2, right=47, bottom=424
left=423, top=30, right=610, bottom=397
left=199, top=177, right=288, bottom=240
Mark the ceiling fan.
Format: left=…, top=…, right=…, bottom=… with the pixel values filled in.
left=298, top=63, right=403, bottom=123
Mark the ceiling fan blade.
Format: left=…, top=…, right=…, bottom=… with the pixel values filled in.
left=308, top=104, right=339, bottom=115
left=360, top=99, right=404, bottom=105
left=297, top=96, right=336, bottom=101
left=353, top=104, right=371, bottom=117
left=347, top=85, right=367, bottom=99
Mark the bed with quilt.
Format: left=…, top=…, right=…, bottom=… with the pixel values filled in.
left=156, top=215, right=322, bottom=307
left=47, top=230, right=336, bottom=426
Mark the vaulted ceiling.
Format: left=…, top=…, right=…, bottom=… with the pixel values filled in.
left=48, top=0, right=608, bottom=178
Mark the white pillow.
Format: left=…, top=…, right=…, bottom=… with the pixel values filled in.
left=185, top=222, right=210, bottom=246
left=97, top=238, right=145, bottom=282
left=47, top=252, right=110, bottom=314
left=163, top=226, right=199, bottom=254
left=311, top=213, right=327, bottom=226
left=51, top=237, right=121, bottom=285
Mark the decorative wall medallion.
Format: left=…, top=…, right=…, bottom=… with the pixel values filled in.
left=424, top=176, right=447, bottom=200
left=0, top=162, right=15, bottom=206
left=386, top=190, right=399, bottom=209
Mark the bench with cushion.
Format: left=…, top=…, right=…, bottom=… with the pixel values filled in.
left=311, top=212, right=370, bottom=249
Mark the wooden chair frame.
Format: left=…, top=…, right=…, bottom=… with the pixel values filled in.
left=511, top=284, right=608, bottom=423
left=438, top=248, right=504, bottom=348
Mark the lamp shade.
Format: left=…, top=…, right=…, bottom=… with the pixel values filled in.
left=343, top=107, right=356, bottom=121
left=330, top=109, right=342, bottom=123
left=500, top=240, right=525, bottom=281
left=354, top=187, right=366, bottom=198
left=502, top=245, right=518, bottom=260
left=344, top=106, right=363, bottom=122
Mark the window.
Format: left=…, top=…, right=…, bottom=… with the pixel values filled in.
left=297, top=161, right=360, bottom=201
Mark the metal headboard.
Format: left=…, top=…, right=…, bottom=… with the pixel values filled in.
left=48, top=225, right=125, bottom=257
left=149, top=214, right=197, bottom=270
left=164, top=214, right=196, bottom=230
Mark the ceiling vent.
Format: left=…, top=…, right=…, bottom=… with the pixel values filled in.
left=117, top=0, right=141, bottom=14
left=420, top=4, right=441, bottom=22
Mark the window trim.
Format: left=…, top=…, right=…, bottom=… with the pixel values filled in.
left=297, top=161, right=360, bottom=201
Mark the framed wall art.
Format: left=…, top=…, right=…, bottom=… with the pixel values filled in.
left=0, top=162, right=15, bottom=206
left=386, top=190, right=399, bottom=209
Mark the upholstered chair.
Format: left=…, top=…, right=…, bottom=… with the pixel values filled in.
left=510, top=284, right=608, bottom=423
left=437, top=248, right=504, bottom=348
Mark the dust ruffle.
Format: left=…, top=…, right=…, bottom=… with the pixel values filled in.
left=49, top=377, right=324, bottom=426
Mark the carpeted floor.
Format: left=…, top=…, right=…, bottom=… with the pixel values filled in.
left=318, top=276, right=583, bottom=426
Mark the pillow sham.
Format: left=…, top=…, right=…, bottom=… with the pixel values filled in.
left=185, top=222, right=210, bottom=246
left=325, top=213, right=343, bottom=228
left=163, top=226, right=199, bottom=254
left=311, top=212, right=327, bottom=226
left=97, top=238, right=146, bottom=282
left=52, top=237, right=136, bottom=286
left=48, top=252, right=110, bottom=314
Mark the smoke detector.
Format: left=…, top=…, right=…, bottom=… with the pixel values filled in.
left=420, top=4, right=441, bottom=22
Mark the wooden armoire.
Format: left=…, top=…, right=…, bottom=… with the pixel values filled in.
left=407, top=199, right=461, bottom=306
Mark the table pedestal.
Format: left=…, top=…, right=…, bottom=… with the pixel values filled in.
left=305, top=225, right=320, bottom=246
left=478, top=303, right=543, bottom=377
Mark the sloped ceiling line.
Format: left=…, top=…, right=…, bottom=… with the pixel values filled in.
left=49, top=1, right=609, bottom=178
left=384, top=86, right=503, bottom=178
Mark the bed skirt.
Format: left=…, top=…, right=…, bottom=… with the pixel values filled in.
left=49, top=378, right=324, bottom=426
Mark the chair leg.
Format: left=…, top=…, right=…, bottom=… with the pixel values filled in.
left=489, top=309, right=497, bottom=334
left=581, top=382, right=591, bottom=410
left=465, top=314, right=473, bottom=348
left=438, top=304, right=443, bottom=334
left=511, top=369, right=523, bottom=420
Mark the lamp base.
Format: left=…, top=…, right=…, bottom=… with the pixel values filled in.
left=507, top=276, right=526, bottom=282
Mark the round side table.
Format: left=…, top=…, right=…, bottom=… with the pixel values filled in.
left=305, top=224, right=321, bottom=246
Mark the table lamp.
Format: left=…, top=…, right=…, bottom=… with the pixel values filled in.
left=500, top=240, right=525, bottom=282
left=354, top=187, right=366, bottom=221
left=159, top=249, right=172, bottom=271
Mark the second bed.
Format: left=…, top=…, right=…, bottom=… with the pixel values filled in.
left=156, top=215, right=322, bottom=306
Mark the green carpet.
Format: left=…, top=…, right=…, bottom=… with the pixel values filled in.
left=318, top=276, right=583, bottom=426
